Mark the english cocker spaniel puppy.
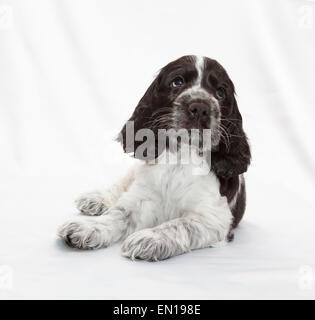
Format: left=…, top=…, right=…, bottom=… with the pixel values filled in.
left=58, top=55, right=251, bottom=261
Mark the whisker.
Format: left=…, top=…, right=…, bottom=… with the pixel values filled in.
left=218, top=124, right=231, bottom=152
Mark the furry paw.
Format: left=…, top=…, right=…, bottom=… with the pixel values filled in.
left=121, top=229, right=176, bottom=262
left=58, top=220, right=106, bottom=249
left=75, top=192, right=107, bottom=216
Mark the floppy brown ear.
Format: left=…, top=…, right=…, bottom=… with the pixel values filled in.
left=211, top=95, right=251, bottom=178
left=116, top=77, right=159, bottom=157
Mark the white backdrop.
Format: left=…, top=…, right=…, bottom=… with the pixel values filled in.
left=0, top=0, right=315, bottom=299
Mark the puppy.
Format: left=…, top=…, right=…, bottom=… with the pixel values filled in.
left=58, top=55, right=251, bottom=261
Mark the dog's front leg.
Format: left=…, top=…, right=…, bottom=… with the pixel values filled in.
left=59, top=176, right=161, bottom=250
left=75, top=168, right=135, bottom=216
left=121, top=212, right=232, bottom=261
left=58, top=207, right=129, bottom=249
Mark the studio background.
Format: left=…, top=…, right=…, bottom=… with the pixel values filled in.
left=0, top=0, right=315, bottom=299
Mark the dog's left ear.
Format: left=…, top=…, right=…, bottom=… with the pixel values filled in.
left=211, top=95, right=251, bottom=178
left=116, top=75, right=160, bottom=157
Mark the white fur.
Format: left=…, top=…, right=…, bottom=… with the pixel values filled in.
left=59, top=147, right=233, bottom=261
left=229, top=174, right=244, bottom=209
left=195, top=55, right=204, bottom=87
left=75, top=169, right=135, bottom=215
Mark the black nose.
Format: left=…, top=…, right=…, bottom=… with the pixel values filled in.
left=188, top=102, right=209, bottom=119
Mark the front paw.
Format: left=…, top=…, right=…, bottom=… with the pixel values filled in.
left=121, top=229, right=175, bottom=262
left=58, top=220, right=105, bottom=250
left=75, top=192, right=107, bottom=216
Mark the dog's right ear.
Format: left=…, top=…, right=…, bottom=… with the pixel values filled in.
left=116, top=75, right=160, bottom=155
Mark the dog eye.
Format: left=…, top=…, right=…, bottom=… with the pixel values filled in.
left=216, top=87, right=225, bottom=99
left=171, top=77, right=184, bottom=88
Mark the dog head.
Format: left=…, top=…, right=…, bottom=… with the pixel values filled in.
left=118, top=55, right=250, bottom=176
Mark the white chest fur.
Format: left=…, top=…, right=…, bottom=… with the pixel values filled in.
left=121, top=148, right=232, bottom=234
